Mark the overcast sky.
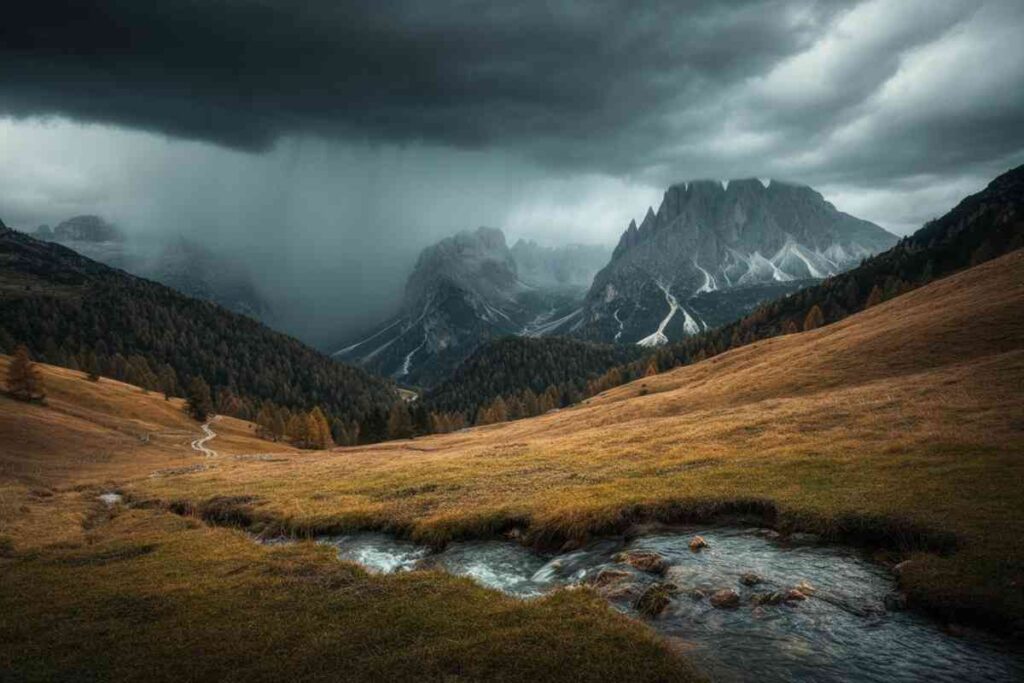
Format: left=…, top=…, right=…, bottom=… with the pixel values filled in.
left=2, top=0, right=1023, bottom=342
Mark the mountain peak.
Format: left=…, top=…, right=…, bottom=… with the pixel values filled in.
left=578, top=176, right=897, bottom=346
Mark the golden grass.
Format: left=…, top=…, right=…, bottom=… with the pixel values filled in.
left=130, top=250, right=1024, bottom=628
left=0, top=251, right=1021, bottom=679
left=0, top=509, right=691, bottom=681
left=0, top=341, right=695, bottom=680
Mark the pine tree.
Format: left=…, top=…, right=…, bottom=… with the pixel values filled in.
left=309, top=406, right=333, bottom=449
left=489, top=396, right=508, bottom=423
left=864, top=285, right=883, bottom=309
left=287, top=414, right=309, bottom=447
left=185, top=376, right=214, bottom=421
left=6, top=345, right=45, bottom=402
left=803, top=305, right=825, bottom=331
left=158, top=364, right=178, bottom=400
left=387, top=402, right=414, bottom=439
left=522, top=390, right=540, bottom=417
left=82, top=350, right=101, bottom=382
left=255, top=404, right=276, bottom=440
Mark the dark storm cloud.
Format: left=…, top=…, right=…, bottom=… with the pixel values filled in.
left=0, top=1, right=845, bottom=161
left=4, top=0, right=1024, bottom=345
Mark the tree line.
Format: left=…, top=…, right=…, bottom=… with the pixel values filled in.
left=0, top=227, right=399, bottom=444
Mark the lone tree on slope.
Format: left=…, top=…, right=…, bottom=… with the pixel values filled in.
left=6, top=345, right=45, bottom=402
left=803, top=304, right=825, bottom=332
left=185, top=376, right=214, bottom=422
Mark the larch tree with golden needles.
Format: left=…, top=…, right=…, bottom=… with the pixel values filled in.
left=803, top=304, right=825, bottom=331
left=6, top=345, right=45, bottom=402
left=864, top=285, right=883, bottom=309
left=387, top=401, right=414, bottom=439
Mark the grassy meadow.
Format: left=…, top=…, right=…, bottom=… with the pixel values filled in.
left=0, top=250, right=1022, bottom=679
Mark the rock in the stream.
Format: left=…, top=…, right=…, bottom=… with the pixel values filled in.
left=752, top=589, right=807, bottom=606
left=635, top=583, right=676, bottom=617
left=614, top=550, right=667, bottom=575
left=793, top=580, right=816, bottom=595
left=739, top=572, right=762, bottom=586
left=688, top=588, right=707, bottom=601
left=710, top=588, right=741, bottom=608
left=689, top=536, right=709, bottom=552
left=752, top=591, right=786, bottom=606
left=587, top=568, right=639, bottom=598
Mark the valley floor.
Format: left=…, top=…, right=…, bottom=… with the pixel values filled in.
left=2, top=250, right=1023, bottom=680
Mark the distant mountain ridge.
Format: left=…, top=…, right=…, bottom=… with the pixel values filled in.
left=0, top=224, right=398, bottom=441
left=417, top=164, right=1024, bottom=432
left=30, top=217, right=269, bottom=320
left=561, top=178, right=896, bottom=345
left=333, top=227, right=608, bottom=386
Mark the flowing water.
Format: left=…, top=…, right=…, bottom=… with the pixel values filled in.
left=313, top=526, right=1023, bottom=682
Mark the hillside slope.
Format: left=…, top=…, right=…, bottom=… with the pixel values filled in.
left=422, top=336, right=642, bottom=417
left=0, top=226, right=397, bottom=438
left=0, top=361, right=692, bottom=680
left=449, top=164, right=1024, bottom=419
left=136, top=250, right=1024, bottom=628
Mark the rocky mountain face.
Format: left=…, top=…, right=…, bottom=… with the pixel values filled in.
left=32, top=217, right=269, bottom=320
left=509, top=240, right=610, bottom=290
left=564, top=179, right=897, bottom=345
left=51, top=215, right=125, bottom=243
left=333, top=227, right=602, bottom=387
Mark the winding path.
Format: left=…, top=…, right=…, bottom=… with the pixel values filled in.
left=190, top=416, right=220, bottom=457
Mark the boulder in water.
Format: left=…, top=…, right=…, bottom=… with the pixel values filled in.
left=793, top=580, right=816, bottom=595
left=710, top=588, right=741, bottom=608
left=614, top=550, right=668, bottom=574
left=739, top=572, right=762, bottom=586
left=689, top=536, right=709, bottom=551
left=587, top=567, right=639, bottom=599
left=752, top=591, right=786, bottom=606
left=635, top=583, right=676, bottom=617
left=752, top=589, right=806, bottom=606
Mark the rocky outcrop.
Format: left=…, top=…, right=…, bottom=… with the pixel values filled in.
left=614, top=550, right=668, bottom=575
left=53, top=215, right=124, bottom=242
left=571, top=179, right=896, bottom=345
left=332, top=227, right=597, bottom=386
left=635, top=583, right=676, bottom=617
left=710, top=588, right=741, bottom=609
left=739, top=572, right=762, bottom=586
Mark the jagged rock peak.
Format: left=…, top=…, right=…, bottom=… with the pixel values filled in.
left=53, top=215, right=124, bottom=242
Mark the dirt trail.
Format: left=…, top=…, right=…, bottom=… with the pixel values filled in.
left=190, top=416, right=220, bottom=457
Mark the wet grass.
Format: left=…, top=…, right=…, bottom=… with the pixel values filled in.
left=0, top=509, right=696, bottom=682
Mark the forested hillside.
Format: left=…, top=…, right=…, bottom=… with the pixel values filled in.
left=418, top=164, right=1024, bottom=432
left=422, top=337, right=641, bottom=417
left=0, top=225, right=398, bottom=442
left=648, top=163, right=1024, bottom=366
